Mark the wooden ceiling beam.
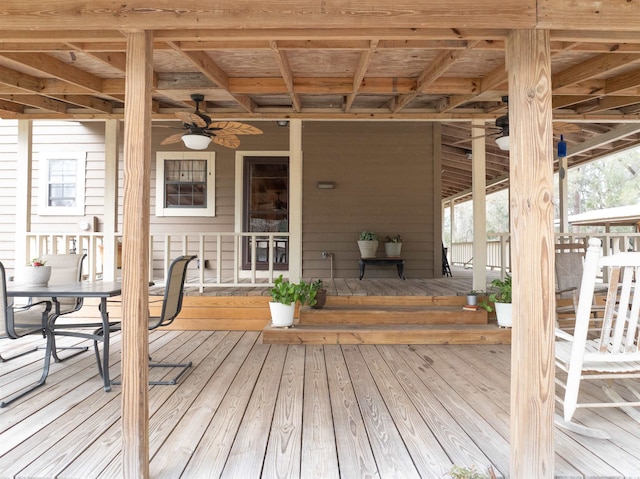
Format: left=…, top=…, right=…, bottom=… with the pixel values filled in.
left=0, top=64, right=40, bottom=92
left=393, top=46, right=473, bottom=113
left=605, top=67, right=640, bottom=94
left=552, top=53, right=640, bottom=90
left=270, top=41, right=301, bottom=113
left=575, top=96, right=640, bottom=115
left=345, top=40, right=378, bottom=112
left=50, top=94, right=114, bottom=112
left=166, top=42, right=253, bottom=113
left=0, top=94, right=67, bottom=113
left=0, top=98, right=25, bottom=114
left=67, top=47, right=128, bottom=73
left=0, top=2, right=535, bottom=31
left=0, top=52, right=103, bottom=92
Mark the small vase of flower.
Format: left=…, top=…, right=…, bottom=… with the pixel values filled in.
left=24, top=258, right=51, bottom=286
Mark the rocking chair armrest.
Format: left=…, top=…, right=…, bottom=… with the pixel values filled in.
left=555, top=328, right=574, bottom=342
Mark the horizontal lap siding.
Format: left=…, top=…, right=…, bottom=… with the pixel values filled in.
left=149, top=121, right=289, bottom=280
left=0, top=121, right=18, bottom=273
left=302, top=121, right=436, bottom=279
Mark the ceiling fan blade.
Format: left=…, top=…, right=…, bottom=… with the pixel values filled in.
left=208, top=121, right=263, bottom=135
left=175, top=111, right=207, bottom=128
left=212, top=133, right=241, bottom=149
left=160, top=132, right=186, bottom=145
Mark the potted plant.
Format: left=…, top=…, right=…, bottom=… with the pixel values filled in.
left=357, top=230, right=378, bottom=258
left=269, top=275, right=317, bottom=327
left=480, top=275, right=512, bottom=328
left=465, top=290, right=482, bottom=306
left=23, top=257, right=51, bottom=286
left=384, top=235, right=403, bottom=257
left=310, top=279, right=327, bottom=309
left=447, top=464, right=496, bottom=479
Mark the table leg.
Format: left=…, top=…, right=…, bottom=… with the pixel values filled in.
left=359, top=259, right=365, bottom=280
left=99, top=298, right=111, bottom=392
left=396, top=262, right=406, bottom=280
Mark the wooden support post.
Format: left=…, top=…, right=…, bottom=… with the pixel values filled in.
left=506, top=29, right=555, bottom=478
left=121, top=30, right=153, bottom=479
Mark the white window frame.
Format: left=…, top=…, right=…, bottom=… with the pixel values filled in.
left=155, top=151, right=216, bottom=217
left=38, top=151, right=86, bottom=216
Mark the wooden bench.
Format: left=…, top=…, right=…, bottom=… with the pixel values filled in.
left=359, top=257, right=405, bottom=280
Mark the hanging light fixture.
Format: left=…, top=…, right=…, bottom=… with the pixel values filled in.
left=182, top=134, right=211, bottom=150
left=494, top=113, right=510, bottom=151
left=557, top=134, right=567, bottom=158
left=495, top=135, right=510, bottom=151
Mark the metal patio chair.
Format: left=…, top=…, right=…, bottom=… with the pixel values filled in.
left=33, top=253, right=89, bottom=361
left=555, top=238, right=640, bottom=438
left=94, top=254, right=197, bottom=386
left=0, top=261, right=53, bottom=407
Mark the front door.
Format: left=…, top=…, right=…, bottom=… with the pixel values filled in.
left=242, top=156, right=289, bottom=270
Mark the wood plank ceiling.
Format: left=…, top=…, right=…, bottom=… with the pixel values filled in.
left=0, top=8, right=640, bottom=203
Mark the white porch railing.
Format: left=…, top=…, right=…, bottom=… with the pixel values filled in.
left=449, top=232, right=640, bottom=278
left=25, top=232, right=290, bottom=291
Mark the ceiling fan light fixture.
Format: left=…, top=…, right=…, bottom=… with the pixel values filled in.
left=182, top=134, right=211, bottom=150
left=495, top=135, right=510, bottom=151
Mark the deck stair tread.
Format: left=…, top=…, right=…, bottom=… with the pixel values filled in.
left=262, top=323, right=511, bottom=345
left=263, top=295, right=510, bottom=345
left=300, top=305, right=488, bottom=325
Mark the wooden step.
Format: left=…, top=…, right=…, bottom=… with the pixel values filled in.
left=262, top=323, right=511, bottom=345
left=300, top=305, right=488, bottom=325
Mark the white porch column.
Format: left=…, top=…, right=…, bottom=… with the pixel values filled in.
left=102, top=119, right=119, bottom=281
left=471, top=119, right=487, bottom=291
left=14, top=120, right=33, bottom=277
left=288, top=119, right=303, bottom=280
left=506, top=29, right=555, bottom=478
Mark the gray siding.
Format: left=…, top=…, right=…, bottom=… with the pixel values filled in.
left=0, top=119, right=442, bottom=280
left=302, top=121, right=438, bottom=279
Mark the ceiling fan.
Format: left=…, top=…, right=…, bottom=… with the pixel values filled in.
left=160, top=94, right=263, bottom=149
left=462, top=96, right=581, bottom=151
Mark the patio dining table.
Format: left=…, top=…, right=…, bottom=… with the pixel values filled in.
left=7, top=281, right=125, bottom=392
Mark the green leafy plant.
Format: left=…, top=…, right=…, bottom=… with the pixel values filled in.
left=270, top=275, right=317, bottom=307
left=30, top=258, right=47, bottom=267
left=447, top=464, right=493, bottom=479
left=359, top=230, right=378, bottom=241
left=479, top=275, right=512, bottom=312
left=385, top=235, right=403, bottom=243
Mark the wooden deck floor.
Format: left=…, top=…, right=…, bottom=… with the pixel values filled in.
left=177, top=266, right=502, bottom=297
left=2, top=329, right=640, bottom=478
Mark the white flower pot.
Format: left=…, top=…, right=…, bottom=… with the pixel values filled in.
left=384, top=242, right=402, bottom=257
left=357, top=240, right=378, bottom=258
left=23, top=265, right=51, bottom=286
left=269, top=301, right=296, bottom=328
left=494, top=302, right=513, bottom=328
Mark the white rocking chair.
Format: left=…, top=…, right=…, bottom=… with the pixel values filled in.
left=555, top=237, right=640, bottom=438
